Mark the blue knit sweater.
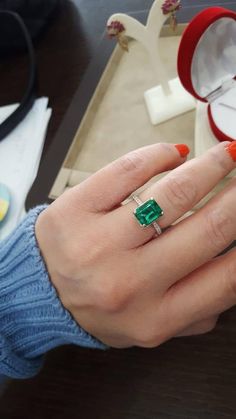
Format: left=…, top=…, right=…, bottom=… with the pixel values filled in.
left=0, top=205, right=106, bottom=379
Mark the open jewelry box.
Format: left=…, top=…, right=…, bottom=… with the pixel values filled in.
left=178, top=7, right=236, bottom=143
left=178, top=6, right=236, bottom=178
left=48, top=20, right=232, bottom=210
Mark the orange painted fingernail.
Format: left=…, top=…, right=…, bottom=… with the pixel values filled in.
left=226, top=142, right=236, bottom=161
left=175, top=144, right=190, bottom=158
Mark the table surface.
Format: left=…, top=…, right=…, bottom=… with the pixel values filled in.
left=1, top=1, right=236, bottom=418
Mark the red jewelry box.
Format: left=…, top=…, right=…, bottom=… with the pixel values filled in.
left=178, top=7, right=236, bottom=143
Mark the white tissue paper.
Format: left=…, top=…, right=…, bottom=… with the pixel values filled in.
left=0, top=97, right=52, bottom=241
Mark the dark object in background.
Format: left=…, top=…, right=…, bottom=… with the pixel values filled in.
left=0, top=0, right=60, bottom=50
left=0, top=1, right=59, bottom=139
left=0, top=10, right=37, bottom=141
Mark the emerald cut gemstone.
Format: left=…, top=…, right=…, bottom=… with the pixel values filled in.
left=134, top=198, right=163, bottom=227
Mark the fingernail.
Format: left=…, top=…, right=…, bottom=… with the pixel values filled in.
left=226, top=142, right=236, bottom=161
left=175, top=144, right=190, bottom=158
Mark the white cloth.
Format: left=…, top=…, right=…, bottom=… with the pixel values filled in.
left=0, top=97, right=52, bottom=240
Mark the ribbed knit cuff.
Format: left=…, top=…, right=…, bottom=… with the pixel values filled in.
left=0, top=205, right=107, bottom=379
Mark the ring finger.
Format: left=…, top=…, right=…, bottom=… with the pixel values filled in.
left=114, top=141, right=236, bottom=248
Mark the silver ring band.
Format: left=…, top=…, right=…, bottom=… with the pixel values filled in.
left=132, top=195, right=144, bottom=206
left=151, top=221, right=162, bottom=236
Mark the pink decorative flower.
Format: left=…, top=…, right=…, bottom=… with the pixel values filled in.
left=107, top=21, right=125, bottom=38
left=161, top=0, right=181, bottom=15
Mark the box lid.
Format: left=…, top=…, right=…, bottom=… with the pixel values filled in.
left=177, top=7, right=236, bottom=102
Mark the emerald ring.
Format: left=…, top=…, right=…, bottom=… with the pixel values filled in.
left=132, top=195, right=163, bottom=236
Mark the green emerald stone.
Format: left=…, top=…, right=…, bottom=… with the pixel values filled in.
left=134, top=199, right=163, bottom=227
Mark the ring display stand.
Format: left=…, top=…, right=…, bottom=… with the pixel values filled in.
left=144, top=77, right=196, bottom=125
left=49, top=25, right=231, bottom=214
left=48, top=26, right=224, bottom=214
left=49, top=28, right=196, bottom=199
left=107, top=0, right=196, bottom=125
left=47, top=19, right=231, bottom=213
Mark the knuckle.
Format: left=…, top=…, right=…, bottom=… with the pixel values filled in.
left=164, top=173, right=198, bottom=212
left=133, top=327, right=166, bottom=348
left=205, top=209, right=232, bottom=250
left=117, top=151, right=144, bottom=173
left=138, top=334, right=164, bottom=348
left=209, top=147, right=231, bottom=173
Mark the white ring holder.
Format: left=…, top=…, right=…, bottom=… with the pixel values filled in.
left=107, top=0, right=196, bottom=126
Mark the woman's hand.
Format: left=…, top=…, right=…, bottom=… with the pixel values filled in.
left=35, top=142, right=236, bottom=348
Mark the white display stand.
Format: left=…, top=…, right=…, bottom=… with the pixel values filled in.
left=107, top=0, right=196, bottom=125
left=195, top=101, right=236, bottom=178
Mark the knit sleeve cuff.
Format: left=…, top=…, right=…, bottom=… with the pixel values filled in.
left=0, top=205, right=107, bottom=379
